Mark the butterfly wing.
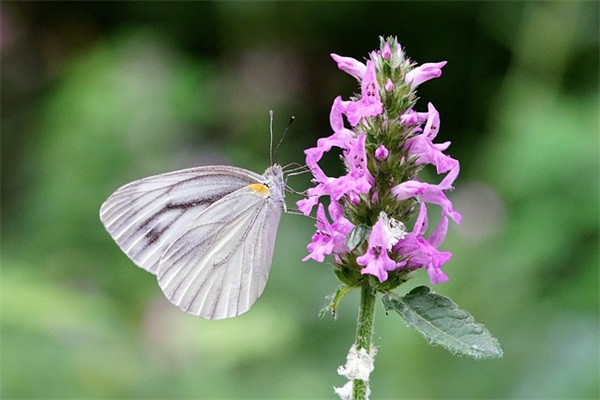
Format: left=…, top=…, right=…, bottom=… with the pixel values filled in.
left=157, top=184, right=283, bottom=319
left=99, top=166, right=263, bottom=274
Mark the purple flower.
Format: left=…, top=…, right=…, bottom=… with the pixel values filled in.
left=393, top=204, right=452, bottom=284
left=301, top=38, right=461, bottom=287
left=384, top=78, right=394, bottom=92
left=327, top=133, right=375, bottom=202
left=330, top=95, right=348, bottom=132
left=298, top=133, right=374, bottom=214
left=400, top=108, right=429, bottom=126
left=309, top=129, right=355, bottom=164
left=374, top=144, right=389, bottom=161
left=303, top=203, right=353, bottom=262
left=297, top=153, right=331, bottom=215
left=342, top=60, right=384, bottom=126
left=404, top=61, right=447, bottom=89
left=391, top=165, right=462, bottom=224
left=357, top=213, right=404, bottom=282
left=304, top=96, right=357, bottom=165
left=404, top=103, right=458, bottom=174
left=331, top=53, right=366, bottom=81
left=297, top=194, right=320, bottom=217
left=300, top=41, right=484, bottom=399
left=381, top=43, right=392, bottom=59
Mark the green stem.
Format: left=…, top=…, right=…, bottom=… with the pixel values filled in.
left=352, top=282, right=377, bottom=400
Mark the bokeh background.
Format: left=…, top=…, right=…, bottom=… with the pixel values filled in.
left=2, top=1, right=598, bottom=399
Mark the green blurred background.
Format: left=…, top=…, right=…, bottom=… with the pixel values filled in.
left=2, top=1, right=598, bottom=399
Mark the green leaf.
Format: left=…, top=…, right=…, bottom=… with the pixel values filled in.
left=319, top=285, right=353, bottom=319
left=346, top=224, right=370, bottom=252
left=382, top=286, right=503, bottom=359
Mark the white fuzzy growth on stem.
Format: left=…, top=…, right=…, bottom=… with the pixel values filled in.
left=337, top=344, right=377, bottom=380
left=333, top=382, right=353, bottom=400
left=334, top=345, right=377, bottom=399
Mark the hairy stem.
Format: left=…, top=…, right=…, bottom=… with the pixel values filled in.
left=352, top=282, right=377, bottom=399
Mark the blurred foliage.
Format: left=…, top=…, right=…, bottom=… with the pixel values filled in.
left=1, top=1, right=598, bottom=399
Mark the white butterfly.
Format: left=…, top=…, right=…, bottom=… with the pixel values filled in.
left=99, top=164, right=285, bottom=319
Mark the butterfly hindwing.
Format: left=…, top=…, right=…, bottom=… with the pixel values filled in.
left=157, top=185, right=283, bottom=319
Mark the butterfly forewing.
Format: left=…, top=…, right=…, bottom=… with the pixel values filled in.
left=99, top=166, right=264, bottom=274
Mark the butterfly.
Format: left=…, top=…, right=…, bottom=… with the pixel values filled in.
left=100, top=164, right=285, bottom=319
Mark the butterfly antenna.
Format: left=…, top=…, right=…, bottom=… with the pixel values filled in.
left=273, top=115, right=295, bottom=162
left=269, top=110, right=275, bottom=166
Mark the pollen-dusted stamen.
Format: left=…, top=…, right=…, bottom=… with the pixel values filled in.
left=248, top=183, right=270, bottom=198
